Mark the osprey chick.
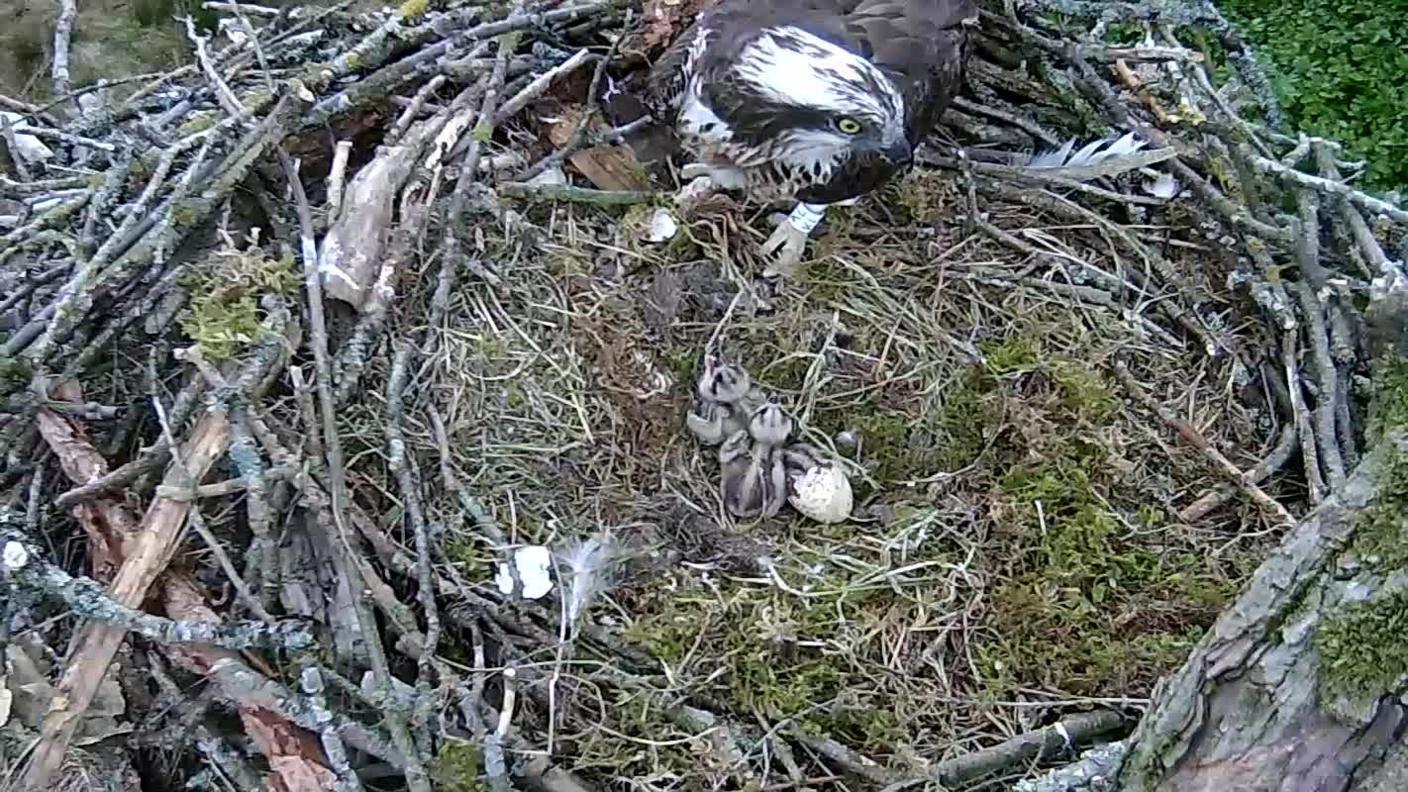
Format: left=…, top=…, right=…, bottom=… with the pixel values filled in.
left=646, top=0, right=977, bottom=268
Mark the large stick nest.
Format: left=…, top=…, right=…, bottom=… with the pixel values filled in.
left=1, top=0, right=1406, bottom=790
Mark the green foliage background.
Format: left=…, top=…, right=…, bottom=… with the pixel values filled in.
left=1219, top=0, right=1408, bottom=191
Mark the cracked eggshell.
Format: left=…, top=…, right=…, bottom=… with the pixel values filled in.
left=788, top=464, right=853, bottom=524
left=494, top=545, right=553, bottom=600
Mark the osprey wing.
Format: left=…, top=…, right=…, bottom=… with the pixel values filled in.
left=643, top=22, right=699, bottom=124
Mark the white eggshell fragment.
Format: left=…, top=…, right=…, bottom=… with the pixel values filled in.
left=645, top=208, right=678, bottom=243
left=494, top=545, right=554, bottom=600
left=788, top=465, right=853, bottom=524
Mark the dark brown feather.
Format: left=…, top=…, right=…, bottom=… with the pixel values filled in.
left=644, top=0, right=976, bottom=204
left=647, top=0, right=975, bottom=142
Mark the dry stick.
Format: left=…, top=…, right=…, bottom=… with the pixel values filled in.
left=1281, top=327, right=1327, bottom=504
left=19, top=403, right=232, bottom=790
left=387, top=75, right=447, bottom=145
left=385, top=338, right=442, bottom=706
left=326, top=139, right=354, bottom=221
left=491, top=47, right=593, bottom=123
left=1290, top=188, right=1346, bottom=491
left=1241, top=143, right=1408, bottom=225
left=51, top=0, right=78, bottom=100
left=2, top=546, right=309, bottom=650
left=1180, top=423, right=1298, bottom=522
left=511, top=27, right=632, bottom=183
left=0, top=113, right=33, bottom=182
left=276, top=147, right=433, bottom=792
left=921, top=709, right=1129, bottom=787
left=1112, top=356, right=1295, bottom=528
left=387, top=21, right=516, bottom=732
left=151, top=384, right=274, bottom=625
left=1293, top=281, right=1346, bottom=491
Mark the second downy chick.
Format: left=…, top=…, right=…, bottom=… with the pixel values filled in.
left=718, top=397, right=796, bottom=518
left=718, top=429, right=787, bottom=518
left=686, top=355, right=765, bottom=445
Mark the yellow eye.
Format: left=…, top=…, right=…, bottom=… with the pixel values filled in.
left=836, top=117, right=862, bottom=134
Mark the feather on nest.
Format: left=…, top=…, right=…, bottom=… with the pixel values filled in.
left=1016, top=131, right=1176, bottom=182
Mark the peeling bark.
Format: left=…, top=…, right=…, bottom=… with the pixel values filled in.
left=1119, top=433, right=1408, bottom=791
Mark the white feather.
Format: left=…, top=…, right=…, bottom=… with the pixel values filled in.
left=1025, top=132, right=1147, bottom=169
left=734, top=27, right=903, bottom=122
left=554, top=532, right=621, bottom=626
left=1143, top=172, right=1181, bottom=199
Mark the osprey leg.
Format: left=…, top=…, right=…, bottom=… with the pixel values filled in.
left=760, top=202, right=828, bottom=279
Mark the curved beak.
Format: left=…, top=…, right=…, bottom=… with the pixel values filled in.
left=881, top=138, right=912, bottom=166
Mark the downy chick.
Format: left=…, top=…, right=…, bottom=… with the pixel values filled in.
left=747, top=396, right=795, bottom=446
left=718, top=397, right=797, bottom=518
left=718, top=429, right=787, bottom=518
left=687, top=355, right=763, bottom=445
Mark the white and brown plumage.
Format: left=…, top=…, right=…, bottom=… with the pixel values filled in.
left=645, top=0, right=978, bottom=268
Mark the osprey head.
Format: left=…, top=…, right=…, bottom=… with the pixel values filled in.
left=721, top=25, right=911, bottom=201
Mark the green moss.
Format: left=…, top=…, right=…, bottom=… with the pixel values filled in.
left=399, top=0, right=432, bottom=20
left=983, top=406, right=1238, bottom=694
left=982, top=335, right=1039, bottom=375
left=1051, top=359, right=1118, bottom=421
left=1317, top=588, right=1408, bottom=703
left=178, top=250, right=297, bottom=360
left=432, top=739, right=486, bottom=791
left=443, top=535, right=492, bottom=581
left=1348, top=453, right=1408, bottom=571
left=1367, top=355, right=1408, bottom=445
left=1349, top=355, right=1408, bottom=571
left=623, top=578, right=910, bottom=751
left=887, top=169, right=956, bottom=226
left=834, top=366, right=1001, bottom=483
left=662, top=348, right=699, bottom=385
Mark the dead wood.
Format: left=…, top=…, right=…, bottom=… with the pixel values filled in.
left=3, top=0, right=1408, bottom=789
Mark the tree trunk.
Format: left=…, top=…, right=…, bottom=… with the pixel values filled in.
left=1116, top=417, right=1408, bottom=789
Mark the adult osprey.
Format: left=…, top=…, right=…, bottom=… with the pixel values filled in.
left=645, top=0, right=978, bottom=269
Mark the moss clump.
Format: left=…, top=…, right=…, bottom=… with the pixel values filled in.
left=1317, top=588, right=1408, bottom=703
left=1367, top=354, right=1408, bottom=445
left=888, top=168, right=958, bottom=226
left=986, top=454, right=1239, bottom=693
left=1348, top=453, right=1408, bottom=571
left=178, top=249, right=297, bottom=360
left=399, top=0, right=432, bottom=20
left=623, top=577, right=908, bottom=751
left=432, top=739, right=486, bottom=791
left=1349, top=355, right=1408, bottom=571
left=1051, top=359, right=1119, bottom=422
left=976, top=343, right=1239, bottom=695
left=824, top=366, right=1001, bottom=483
left=982, top=335, right=1039, bottom=375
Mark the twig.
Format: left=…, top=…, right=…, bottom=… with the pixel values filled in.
left=484, top=666, right=519, bottom=792
left=151, top=389, right=275, bottom=624
left=920, top=709, right=1129, bottom=786
left=51, top=0, right=78, bottom=100
left=492, top=47, right=594, bottom=123
left=18, top=401, right=232, bottom=789
left=1241, top=143, right=1408, bottom=225
left=0, top=113, right=33, bottom=182
left=278, top=146, right=433, bottom=792
left=2, top=541, right=309, bottom=650
left=387, top=75, right=446, bottom=146
left=496, top=182, right=655, bottom=205
left=1113, top=356, right=1295, bottom=528
left=1180, top=423, right=1297, bottom=522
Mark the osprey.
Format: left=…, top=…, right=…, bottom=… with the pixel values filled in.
left=645, top=0, right=978, bottom=269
